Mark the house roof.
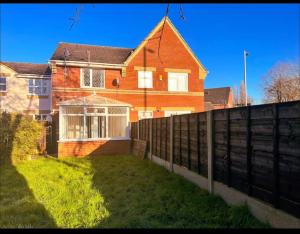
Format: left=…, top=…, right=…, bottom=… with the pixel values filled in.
left=204, top=87, right=231, bottom=105
left=50, top=42, right=134, bottom=64
left=58, top=94, right=132, bottom=107
left=124, top=16, right=208, bottom=76
left=1, top=62, right=51, bottom=75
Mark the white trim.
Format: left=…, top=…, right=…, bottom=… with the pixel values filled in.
left=80, top=68, right=105, bottom=89
left=59, top=105, right=63, bottom=140
left=49, top=60, right=125, bottom=69
left=59, top=103, right=131, bottom=107
left=16, top=74, right=51, bottom=79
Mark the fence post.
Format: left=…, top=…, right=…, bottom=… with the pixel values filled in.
left=187, top=114, right=191, bottom=170
left=149, top=118, right=153, bottom=160
left=169, top=115, right=174, bottom=172
left=273, top=103, right=279, bottom=208
left=179, top=115, right=182, bottom=166
left=165, top=118, right=168, bottom=161
left=197, top=113, right=201, bottom=174
left=226, top=109, right=231, bottom=187
left=137, top=120, right=140, bottom=140
left=246, top=106, right=252, bottom=196
left=207, top=111, right=214, bottom=194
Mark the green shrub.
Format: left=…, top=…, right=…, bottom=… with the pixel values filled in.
left=0, top=112, right=44, bottom=165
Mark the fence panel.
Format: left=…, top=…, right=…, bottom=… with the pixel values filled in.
left=130, top=100, right=300, bottom=218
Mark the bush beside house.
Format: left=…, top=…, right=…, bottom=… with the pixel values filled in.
left=0, top=112, right=45, bottom=165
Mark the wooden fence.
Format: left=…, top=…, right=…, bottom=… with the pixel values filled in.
left=131, top=100, right=300, bottom=218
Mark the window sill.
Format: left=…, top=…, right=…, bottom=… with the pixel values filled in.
left=58, top=137, right=131, bottom=142
left=0, top=91, right=7, bottom=96
left=167, top=90, right=189, bottom=93
left=80, top=86, right=105, bottom=89
left=27, top=95, right=49, bottom=99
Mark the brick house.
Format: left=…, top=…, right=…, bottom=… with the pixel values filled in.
left=204, top=87, right=234, bottom=111
left=0, top=62, right=52, bottom=120
left=49, top=16, right=207, bottom=157
left=1, top=16, right=207, bottom=157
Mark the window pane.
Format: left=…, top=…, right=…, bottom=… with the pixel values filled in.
left=92, top=69, right=104, bottom=88
left=28, top=79, right=34, bottom=86
left=0, top=77, right=6, bottom=84
left=42, top=87, right=48, bottom=95
left=35, top=79, right=41, bottom=86
left=138, top=71, right=152, bottom=88
left=35, top=87, right=41, bottom=95
left=168, top=77, right=177, bottom=91
left=86, top=107, right=105, bottom=114
left=108, top=116, right=127, bottom=137
left=29, top=86, right=34, bottom=94
left=64, top=116, right=84, bottom=139
left=108, top=107, right=127, bottom=114
left=168, top=73, right=188, bottom=91
left=0, top=77, right=6, bottom=91
left=86, top=116, right=106, bottom=138
left=63, top=106, right=84, bottom=114
left=42, top=80, right=48, bottom=86
left=83, top=68, right=90, bottom=86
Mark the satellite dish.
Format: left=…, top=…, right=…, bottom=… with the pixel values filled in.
left=112, top=78, right=120, bottom=87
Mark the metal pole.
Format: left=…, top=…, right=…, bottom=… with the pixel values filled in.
left=243, top=49, right=248, bottom=106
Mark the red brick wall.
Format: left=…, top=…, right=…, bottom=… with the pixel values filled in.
left=58, top=140, right=131, bottom=157
left=51, top=20, right=206, bottom=119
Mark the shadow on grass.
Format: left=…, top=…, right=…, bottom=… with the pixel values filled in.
left=88, top=155, right=268, bottom=228
left=0, top=112, right=56, bottom=228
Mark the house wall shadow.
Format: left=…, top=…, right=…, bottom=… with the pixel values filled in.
left=0, top=112, right=56, bottom=228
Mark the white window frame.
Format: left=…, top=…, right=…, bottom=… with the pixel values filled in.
left=138, top=71, right=153, bottom=88
left=138, top=110, right=153, bottom=120
left=80, top=68, right=105, bottom=89
left=59, top=105, right=130, bottom=141
left=33, top=114, right=51, bottom=122
left=164, top=110, right=191, bottom=117
left=0, top=77, right=7, bottom=92
left=168, top=72, right=188, bottom=92
left=28, top=79, right=49, bottom=96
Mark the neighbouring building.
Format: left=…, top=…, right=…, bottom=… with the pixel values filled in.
left=204, top=87, right=234, bottom=111
left=0, top=62, right=52, bottom=120
left=1, top=16, right=208, bottom=157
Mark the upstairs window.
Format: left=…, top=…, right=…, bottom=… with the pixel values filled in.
left=81, top=68, right=105, bottom=88
left=0, top=77, right=6, bottom=91
left=28, top=79, right=49, bottom=95
left=168, top=72, right=188, bottom=92
left=138, top=71, right=153, bottom=88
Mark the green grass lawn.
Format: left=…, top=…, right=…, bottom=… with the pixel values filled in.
left=0, top=155, right=269, bottom=228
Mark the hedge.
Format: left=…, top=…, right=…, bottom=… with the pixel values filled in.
left=0, top=112, right=44, bottom=165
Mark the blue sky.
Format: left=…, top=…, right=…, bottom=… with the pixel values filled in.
left=1, top=3, right=299, bottom=103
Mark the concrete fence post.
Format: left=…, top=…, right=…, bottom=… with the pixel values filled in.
left=149, top=118, right=153, bottom=160
left=169, top=115, right=174, bottom=172
left=207, top=111, right=214, bottom=193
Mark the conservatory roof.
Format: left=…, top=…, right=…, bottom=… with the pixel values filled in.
left=58, top=94, right=132, bottom=107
